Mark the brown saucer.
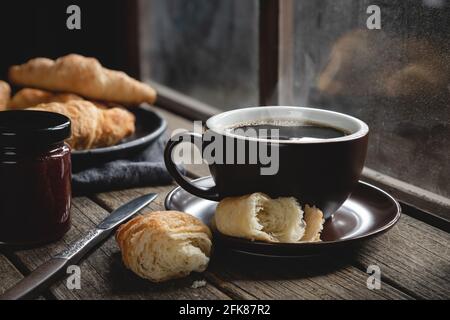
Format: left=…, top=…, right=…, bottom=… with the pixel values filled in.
left=165, top=176, right=401, bottom=258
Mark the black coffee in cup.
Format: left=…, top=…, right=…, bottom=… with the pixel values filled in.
left=225, top=120, right=349, bottom=140
left=165, top=106, right=369, bottom=219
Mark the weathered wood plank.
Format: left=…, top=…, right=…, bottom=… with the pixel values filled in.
left=94, top=187, right=412, bottom=300
left=9, top=196, right=229, bottom=300
left=206, top=252, right=410, bottom=300
left=0, top=254, right=23, bottom=295
left=354, top=214, right=450, bottom=299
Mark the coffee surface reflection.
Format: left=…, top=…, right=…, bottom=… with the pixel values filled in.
left=226, top=121, right=349, bottom=140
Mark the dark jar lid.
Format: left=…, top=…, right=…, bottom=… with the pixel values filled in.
left=0, top=110, right=71, bottom=146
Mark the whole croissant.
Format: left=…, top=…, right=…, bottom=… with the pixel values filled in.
left=8, top=88, right=84, bottom=109
left=9, top=54, right=157, bottom=106
left=29, top=100, right=135, bottom=150
left=8, top=88, right=117, bottom=110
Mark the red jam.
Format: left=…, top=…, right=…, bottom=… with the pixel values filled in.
left=0, top=111, right=72, bottom=246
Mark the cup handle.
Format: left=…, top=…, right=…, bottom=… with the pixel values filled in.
left=164, top=131, right=220, bottom=201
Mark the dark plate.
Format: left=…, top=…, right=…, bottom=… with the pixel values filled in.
left=165, top=176, right=401, bottom=258
left=71, top=105, right=167, bottom=171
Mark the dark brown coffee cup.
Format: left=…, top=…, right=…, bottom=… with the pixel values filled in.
left=164, top=106, right=368, bottom=219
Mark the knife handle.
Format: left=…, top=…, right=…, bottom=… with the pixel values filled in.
left=0, top=257, right=68, bottom=300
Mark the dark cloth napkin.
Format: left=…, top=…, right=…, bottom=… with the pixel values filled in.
left=72, top=134, right=174, bottom=194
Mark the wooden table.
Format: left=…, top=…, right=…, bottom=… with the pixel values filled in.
left=1, top=107, right=449, bottom=300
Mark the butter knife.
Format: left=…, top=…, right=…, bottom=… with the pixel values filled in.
left=0, top=193, right=157, bottom=300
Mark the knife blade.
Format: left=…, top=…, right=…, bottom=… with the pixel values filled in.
left=0, top=193, right=157, bottom=300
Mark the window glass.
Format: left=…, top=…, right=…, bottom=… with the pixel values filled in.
left=142, top=0, right=258, bottom=109
left=294, top=0, right=450, bottom=198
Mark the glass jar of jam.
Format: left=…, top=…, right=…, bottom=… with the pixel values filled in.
left=0, top=110, right=72, bottom=246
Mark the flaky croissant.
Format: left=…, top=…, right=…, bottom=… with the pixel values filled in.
left=8, top=88, right=117, bottom=110
left=214, top=193, right=324, bottom=243
left=214, top=193, right=306, bottom=243
left=116, top=211, right=212, bottom=282
left=29, top=100, right=135, bottom=150
left=9, top=54, right=156, bottom=106
left=8, top=88, right=84, bottom=109
left=301, top=205, right=325, bottom=242
left=0, top=80, right=11, bottom=111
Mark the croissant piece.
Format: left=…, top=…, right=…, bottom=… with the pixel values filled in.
left=0, top=80, right=11, bottom=111
left=8, top=88, right=84, bottom=109
left=8, top=88, right=115, bottom=110
left=9, top=54, right=156, bottom=106
left=300, top=205, right=324, bottom=242
left=116, top=211, right=212, bottom=282
left=214, top=193, right=306, bottom=243
left=29, top=100, right=135, bottom=150
left=214, top=193, right=324, bottom=243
